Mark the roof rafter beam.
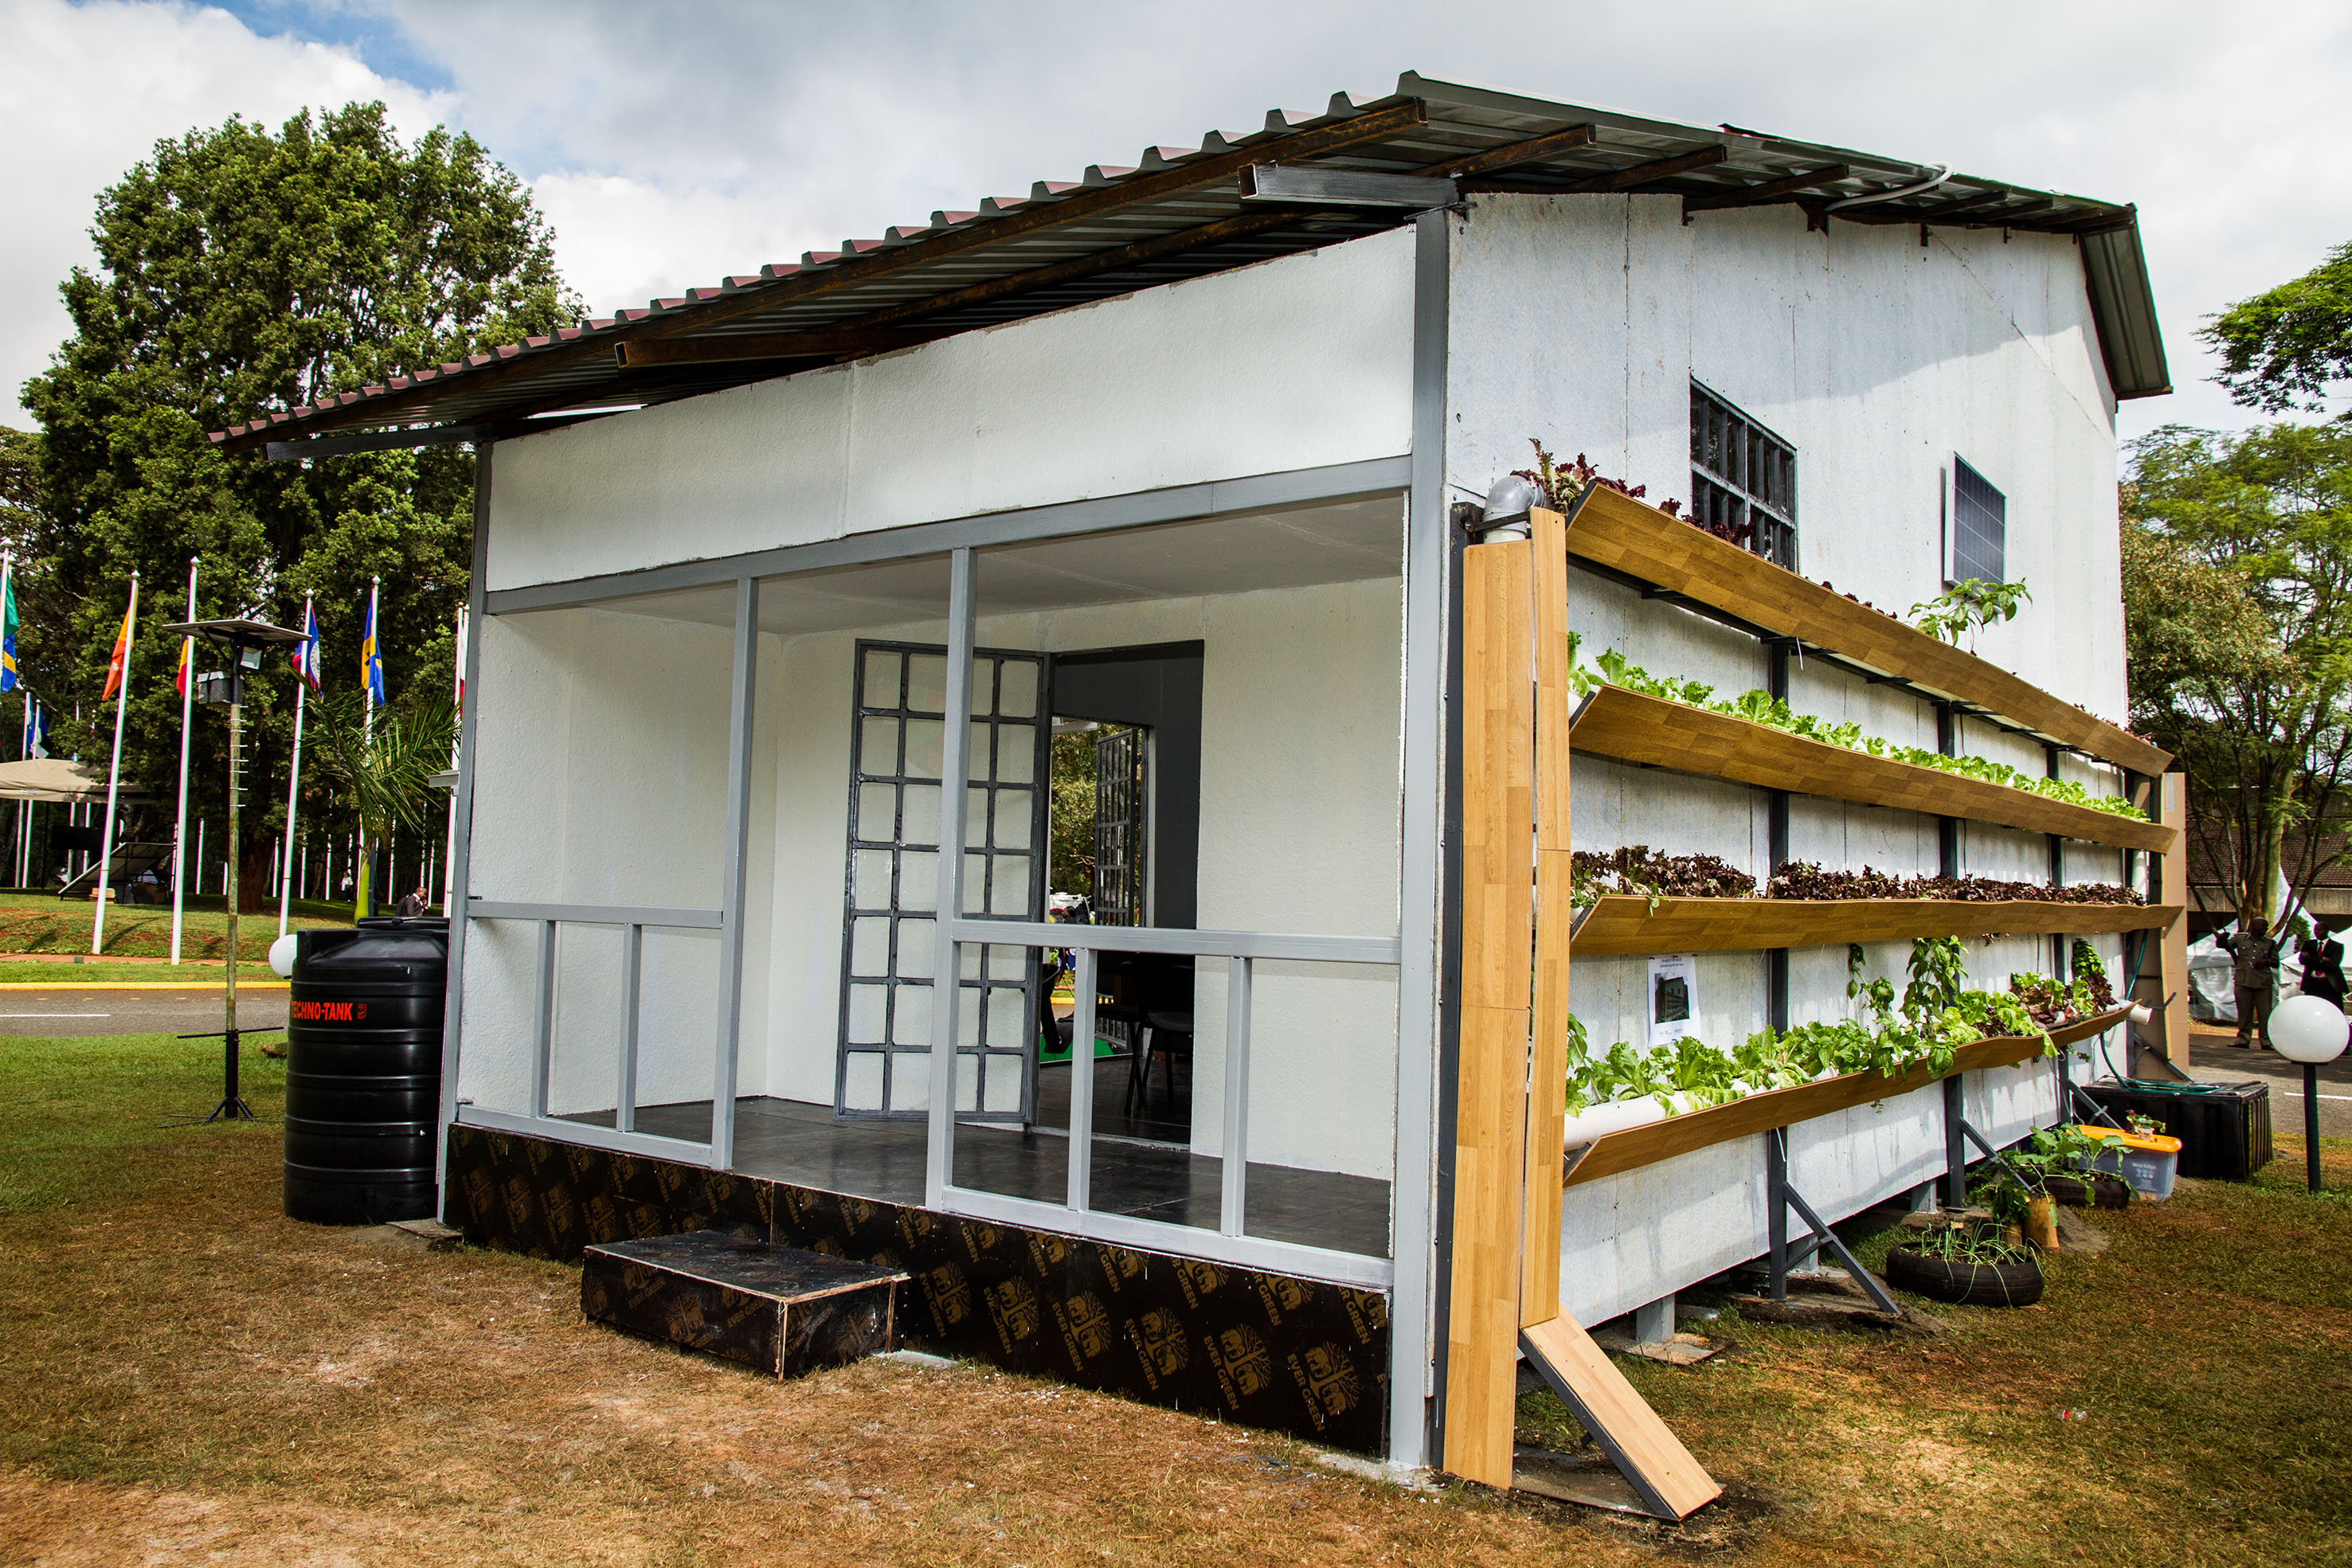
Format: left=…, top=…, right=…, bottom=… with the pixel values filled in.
left=1462, top=143, right=1728, bottom=194
left=616, top=327, right=931, bottom=370
left=1680, top=163, right=1850, bottom=214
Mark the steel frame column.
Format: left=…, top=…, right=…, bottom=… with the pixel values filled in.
left=435, top=443, right=493, bottom=1204
left=926, top=548, right=978, bottom=1209
left=709, top=575, right=761, bottom=1171
left=1391, top=205, right=1449, bottom=1472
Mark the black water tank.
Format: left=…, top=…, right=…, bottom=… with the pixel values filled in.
left=284, top=917, right=448, bottom=1224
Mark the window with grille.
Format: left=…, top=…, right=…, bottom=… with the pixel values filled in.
left=1948, top=457, right=2007, bottom=585
left=1689, top=383, right=1798, bottom=570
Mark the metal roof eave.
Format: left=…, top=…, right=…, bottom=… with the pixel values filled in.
left=2078, top=217, right=2172, bottom=400
left=215, top=72, right=2173, bottom=452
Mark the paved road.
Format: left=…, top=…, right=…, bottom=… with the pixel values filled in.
left=2186, top=1030, right=2352, bottom=1141
left=0, top=987, right=288, bottom=1038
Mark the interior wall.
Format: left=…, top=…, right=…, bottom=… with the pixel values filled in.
left=480, top=228, right=1416, bottom=593
left=456, top=603, right=782, bottom=1119
left=742, top=573, right=1406, bottom=1181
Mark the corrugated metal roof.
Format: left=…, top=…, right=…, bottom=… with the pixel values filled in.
left=213, top=71, right=2170, bottom=452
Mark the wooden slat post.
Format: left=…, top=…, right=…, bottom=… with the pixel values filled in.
left=2152, top=771, right=2191, bottom=1070
left=1524, top=509, right=1573, bottom=1326
left=1444, top=536, right=1536, bottom=1488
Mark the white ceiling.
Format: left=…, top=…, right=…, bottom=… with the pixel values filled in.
left=589, top=492, right=1403, bottom=635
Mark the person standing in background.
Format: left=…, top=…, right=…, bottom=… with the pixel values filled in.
left=2218, top=916, right=2284, bottom=1049
left=2297, top=928, right=2346, bottom=1042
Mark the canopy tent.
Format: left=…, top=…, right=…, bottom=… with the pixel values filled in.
left=0, top=757, right=158, bottom=804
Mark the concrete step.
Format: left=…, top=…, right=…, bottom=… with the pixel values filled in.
left=583, top=1230, right=911, bottom=1378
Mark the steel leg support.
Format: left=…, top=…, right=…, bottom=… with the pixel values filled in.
left=1943, top=1074, right=1967, bottom=1209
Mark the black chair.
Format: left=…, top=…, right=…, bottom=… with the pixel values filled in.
left=1121, top=955, right=1195, bottom=1118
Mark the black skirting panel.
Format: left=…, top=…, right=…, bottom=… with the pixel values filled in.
left=444, top=1124, right=1390, bottom=1454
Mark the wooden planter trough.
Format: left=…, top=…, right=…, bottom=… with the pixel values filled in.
left=1560, top=1004, right=2134, bottom=1188
left=1563, top=486, right=2171, bottom=776
left=1570, top=684, right=2176, bottom=854
left=1568, top=893, right=2182, bottom=956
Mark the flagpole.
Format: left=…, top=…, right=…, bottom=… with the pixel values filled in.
left=358, top=576, right=379, bottom=920
left=169, top=557, right=198, bottom=964
left=91, top=572, right=137, bottom=956
left=277, top=594, right=313, bottom=938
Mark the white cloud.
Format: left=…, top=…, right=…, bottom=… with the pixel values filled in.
left=0, top=0, right=452, bottom=425
left=6, top=0, right=2349, bottom=446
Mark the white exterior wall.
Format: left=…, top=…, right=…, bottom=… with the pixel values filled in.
left=1447, top=194, right=2136, bottom=1317
left=480, top=228, right=1416, bottom=592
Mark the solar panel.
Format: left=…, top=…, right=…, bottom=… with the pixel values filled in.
left=1951, top=458, right=2007, bottom=585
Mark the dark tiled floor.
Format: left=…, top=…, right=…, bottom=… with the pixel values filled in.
left=573, top=1092, right=1390, bottom=1258
left=1032, top=1051, right=1192, bottom=1144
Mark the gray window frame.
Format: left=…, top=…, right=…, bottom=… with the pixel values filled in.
left=1689, top=381, right=1799, bottom=571
left=835, top=639, right=1051, bottom=1123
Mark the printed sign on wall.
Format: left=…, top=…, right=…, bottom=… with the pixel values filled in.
left=1648, top=952, right=1697, bottom=1050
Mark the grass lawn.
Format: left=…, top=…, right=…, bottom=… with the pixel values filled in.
left=2, top=1033, right=2348, bottom=1565
left=0, top=960, right=292, bottom=986
left=0, top=890, right=350, bottom=964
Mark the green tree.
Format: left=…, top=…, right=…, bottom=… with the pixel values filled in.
left=2205, top=240, right=2352, bottom=416
left=15, top=103, right=573, bottom=907
left=2123, top=423, right=2352, bottom=927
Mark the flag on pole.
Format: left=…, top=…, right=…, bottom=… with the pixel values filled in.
left=360, top=584, right=385, bottom=707
left=28, top=702, right=48, bottom=758
left=174, top=637, right=189, bottom=697
left=294, top=597, right=322, bottom=689
left=1, top=562, right=18, bottom=694
left=100, top=588, right=135, bottom=701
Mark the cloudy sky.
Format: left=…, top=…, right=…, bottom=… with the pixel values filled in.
left=3, top=0, right=2346, bottom=440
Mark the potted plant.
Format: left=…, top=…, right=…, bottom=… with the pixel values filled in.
left=1885, top=1216, right=2045, bottom=1307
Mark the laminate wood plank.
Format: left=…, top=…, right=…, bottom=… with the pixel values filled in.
left=2151, top=772, right=2191, bottom=1069
left=1520, top=1316, right=1721, bottom=1519
left=1562, top=1007, right=2134, bottom=1187
left=1524, top=508, right=1573, bottom=1327
left=1571, top=684, right=2175, bottom=854
left=1563, top=486, right=2171, bottom=776
left=1570, top=894, right=2184, bottom=956
left=1524, top=854, right=1572, bottom=1325
left=1445, top=540, right=1536, bottom=1489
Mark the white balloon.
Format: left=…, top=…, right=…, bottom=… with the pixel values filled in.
left=2268, top=993, right=2349, bottom=1065
left=268, top=932, right=299, bottom=979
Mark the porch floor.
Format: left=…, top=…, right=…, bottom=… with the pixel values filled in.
left=582, top=1081, right=1391, bottom=1259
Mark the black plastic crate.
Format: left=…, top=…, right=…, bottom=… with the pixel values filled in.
left=2082, top=1079, right=2272, bottom=1181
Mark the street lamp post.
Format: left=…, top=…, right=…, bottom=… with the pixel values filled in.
left=2269, top=993, right=2349, bottom=1195
left=166, top=616, right=307, bottom=1123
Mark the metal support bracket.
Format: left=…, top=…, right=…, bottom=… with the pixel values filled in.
left=1764, top=1128, right=1901, bottom=1316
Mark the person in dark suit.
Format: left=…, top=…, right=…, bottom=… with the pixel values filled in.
left=2298, top=929, right=2346, bottom=1009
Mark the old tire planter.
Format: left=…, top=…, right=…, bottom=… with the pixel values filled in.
left=1884, top=1245, right=2045, bottom=1308
left=2042, top=1173, right=2132, bottom=1210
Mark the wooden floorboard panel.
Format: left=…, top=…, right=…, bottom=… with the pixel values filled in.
left=1520, top=1315, right=1721, bottom=1520
left=1444, top=538, right=1536, bottom=1490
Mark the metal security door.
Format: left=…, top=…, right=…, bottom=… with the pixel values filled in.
left=836, top=641, right=1049, bottom=1120
left=1092, top=725, right=1148, bottom=927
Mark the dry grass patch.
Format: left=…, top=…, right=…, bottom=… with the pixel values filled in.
left=7, top=1031, right=2351, bottom=1565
